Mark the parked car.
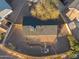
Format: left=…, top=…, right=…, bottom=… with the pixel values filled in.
left=29, top=0, right=38, bottom=3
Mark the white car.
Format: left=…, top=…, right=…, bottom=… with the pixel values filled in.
left=29, top=0, right=38, bottom=3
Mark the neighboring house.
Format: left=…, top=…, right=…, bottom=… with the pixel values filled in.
left=0, top=19, right=12, bottom=43
left=66, top=0, right=79, bottom=21
left=0, top=27, right=6, bottom=33
left=66, top=0, right=79, bottom=41
left=66, top=0, right=79, bottom=30
left=0, top=0, right=12, bottom=22
left=0, top=0, right=12, bottom=41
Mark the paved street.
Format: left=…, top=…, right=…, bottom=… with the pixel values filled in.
left=0, top=46, right=18, bottom=59
left=8, top=0, right=30, bottom=24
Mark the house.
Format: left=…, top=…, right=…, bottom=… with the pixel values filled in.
left=23, top=16, right=57, bottom=43
left=0, top=0, right=12, bottom=21
left=66, top=0, right=79, bottom=41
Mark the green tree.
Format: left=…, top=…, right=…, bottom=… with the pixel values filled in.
left=67, top=35, right=79, bottom=51
left=67, top=35, right=79, bottom=58
left=31, top=0, right=60, bottom=20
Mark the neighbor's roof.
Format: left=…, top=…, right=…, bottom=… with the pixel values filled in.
left=0, top=27, right=7, bottom=33
left=0, top=0, right=12, bottom=11
left=69, top=0, right=79, bottom=10
left=0, top=0, right=12, bottom=21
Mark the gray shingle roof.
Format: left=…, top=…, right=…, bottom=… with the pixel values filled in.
left=0, top=0, right=12, bottom=21
left=69, top=0, right=79, bottom=10
left=0, top=0, right=11, bottom=12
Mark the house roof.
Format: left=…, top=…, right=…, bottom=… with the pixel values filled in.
left=23, top=16, right=58, bottom=35
left=0, top=0, right=11, bottom=11
left=69, top=0, right=79, bottom=10
left=0, top=0, right=12, bottom=21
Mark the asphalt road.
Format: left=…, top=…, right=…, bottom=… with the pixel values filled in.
left=8, top=0, right=30, bottom=24
left=0, top=48, right=18, bottom=59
